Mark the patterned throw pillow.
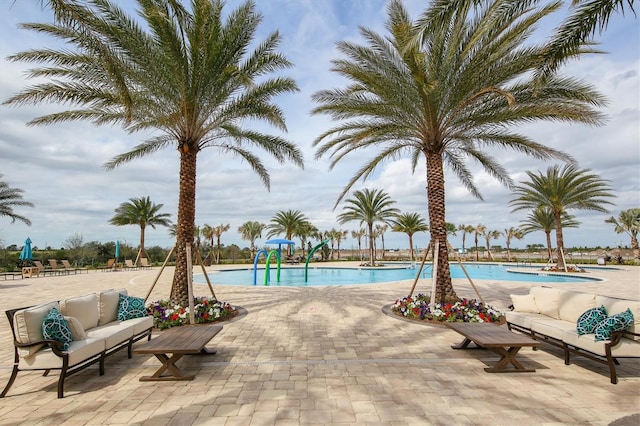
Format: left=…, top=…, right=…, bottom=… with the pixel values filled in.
left=576, top=306, right=607, bottom=335
left=42, top=307, right=73, bottom=351
left=594, top=309, right=635, bottom=341
left=117, top=293, right=147, bottom=321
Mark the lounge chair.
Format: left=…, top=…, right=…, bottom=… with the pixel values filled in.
left=48, top=259, right=72, bottom=275
left=33, top=260, right=56, bottom=276
left=123, top=259, right=138, bottom=270
left=99, top=258, right=120, bottom=272
left=140, top=258, right=153, bottom=269
left=61, top=260, right=88, bottom=274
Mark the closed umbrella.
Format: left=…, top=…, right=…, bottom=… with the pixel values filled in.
left=19, top=237, right=33, bottom=262
left=115, top=240, right=120, bottom=260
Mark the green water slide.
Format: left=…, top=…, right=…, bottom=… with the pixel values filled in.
left=305, top=239, right=329, bottom=282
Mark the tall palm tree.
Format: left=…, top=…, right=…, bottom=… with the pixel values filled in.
left=457, top=224, right=475, bottom=255
left=375, top=224, right=390, bottom=261
left=391, top=212, right=428, bottom=262
left=483, top=229, right=502, bottom=261
left=337, top=188, right=399, bottom=267
left=211, top=224, right=230, bottom=264
left=109, top=196, right=172, bottom=263
left=0, top=174, right=34, bottom=226
left=335, top=229, right=349, bottom=260
left=5, top=0, right=303, bottom=305
left=605, top=208, right=640, bottom=260
left=312, top=0, right=604, bottom=303
left=511, top=164, right=614, bottom=270
left=474, top=224, right=486, bottom=262
left=296, top=221, right=318, bottom=257
left=519, top=206, right=580, bottom=262
left=351, top=228, right=367, bottom=261
left=238, top=221, right=265, bottom=259
left=503, top=227, right=524, bottom=261
left=266, top=210, right=309, bottom=242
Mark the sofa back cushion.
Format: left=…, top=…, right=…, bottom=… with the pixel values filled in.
left=596, top=295, right=640, bottom=340
left=530, top=287, right=561, bottom=319
left=558, top=291, right=596, bottom=323
left=60, top=293, right=99, bottom=330
left=510, top=293, right=539, bottom=313
left=99, top=288, right=128, bottom=325
left=13, top=301, right=60, bottom=356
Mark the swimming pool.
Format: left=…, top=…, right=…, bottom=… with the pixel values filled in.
left=194, top=263, right=601, bottom=287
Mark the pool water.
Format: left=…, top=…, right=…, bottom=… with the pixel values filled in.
left=194, top=263, right=600, bottom=287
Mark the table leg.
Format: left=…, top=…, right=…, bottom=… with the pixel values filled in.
left=484, top=346, right=535, bottom=373
left=451, top=337, right=484, bottom=350
left=140, top=353, right=195, bottom=381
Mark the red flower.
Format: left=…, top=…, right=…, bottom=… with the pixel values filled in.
left=171, top=313, right=179, bottom=321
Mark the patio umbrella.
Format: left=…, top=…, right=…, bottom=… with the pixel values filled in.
left=19, top=237, right=33, bottom=261
left=115, top=240, right=120, bottom=260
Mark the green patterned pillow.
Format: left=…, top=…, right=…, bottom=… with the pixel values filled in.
left=594, top=308, right=635, bottom=341
left=42, top=307, right=73, bottom=351
left=117, top=293, right=147, bottom=321
left=576, top=306, right=607, bottom=335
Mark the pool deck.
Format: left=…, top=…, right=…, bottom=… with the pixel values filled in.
left=0, top=262, right=638, bottom=425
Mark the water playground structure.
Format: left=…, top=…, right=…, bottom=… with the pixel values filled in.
left=252, top=238, right=329, bottom=285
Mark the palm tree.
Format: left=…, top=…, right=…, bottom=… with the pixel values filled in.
left=605, top=208, right=640, bottom=260
left=0, top=175, right=34, bottom=226
left=201, top=224, right=215, bottom=263
left=296, top=221, right=318, bottom=257
left=504, top=227, right=524, bottom=261
left=109, top=196, right=172, bottom=263
left=312, top=0, right=604, bottom=303
left=337, top=189, right=399, bottom=267
left=335, top=229, right=349, bottom=260
left=351, top=228, right=367, bottom=261
left=375, top=224, right=390, bottom=261
left=511, top=164, right=614, bottom=270
left=519, top=206, right=580, bottom=262
left=266, top=210, right=309, bottom=242
left=238, top=221, right=265, bottom=259
left=474, top=224, right=486, bottom=262
left=457, top=224, right=475, bottom=255
left=391, top=212, right=428, bottom=262
left=483, top=229, right=502, bottom=261
left=211, top=224, right=230, bottom=264
left=5, top=0, right=303, bottom=305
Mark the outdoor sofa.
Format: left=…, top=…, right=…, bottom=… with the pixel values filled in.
left=1, top=288, right=152, bottom=398
left=506, top=286, right=640, bottom=383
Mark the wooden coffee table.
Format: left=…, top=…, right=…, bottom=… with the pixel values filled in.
left=447, top=322, right=540, bottom=373
left=134, top=324, right=223, bottom=381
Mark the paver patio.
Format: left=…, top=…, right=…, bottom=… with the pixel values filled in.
left=0, top=263, right=638, bottom=425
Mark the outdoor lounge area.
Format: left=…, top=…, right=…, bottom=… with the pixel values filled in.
left=0, top=263, right=638, bottom=424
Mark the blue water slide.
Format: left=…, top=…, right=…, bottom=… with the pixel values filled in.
left=252, top=249, right=269, bottom=286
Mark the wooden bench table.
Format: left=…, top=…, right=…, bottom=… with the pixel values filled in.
left=134, top=324, right=222, bottom=381
left=447, top=322, right=540, bottom=373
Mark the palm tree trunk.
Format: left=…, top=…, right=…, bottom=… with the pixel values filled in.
left=170, top=148, right=197, bottom=305
left=368, top=224, right=375, bottom=266
left=545, top=231, right=553, bottom=261
left=553, top=211, right=567, bottom=271
left=408, top=234, right=414, bottom=262
left=426, top=152, right=457, bottom=304
left=140, top=225, right=146, bottom=265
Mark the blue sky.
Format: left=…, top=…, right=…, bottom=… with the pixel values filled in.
left=0, top=1, right=638, bottom=253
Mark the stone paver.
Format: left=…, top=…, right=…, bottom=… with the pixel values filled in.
left=0, top=262, right=638, bottom=425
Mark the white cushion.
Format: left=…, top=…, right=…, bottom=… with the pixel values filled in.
left=18, top=337, right=105, bottom=370
left=557, top=291, right=596, bottom=323
left=13, top=301, right=60, bottom=356
left=562, top=330, right=640, bottom=357
left=86, top=323, right=133, bottom=350
left=530, top=318, right=576, bottom=341
left=64, top=316, right=87, bottom=340
left=60, top=293, right=99, bottom=330
left=122, top=316, right=153, bottom=335
left=510, top=293, right=539, bottom=313
left=506, top=311, right=546, bottom=329
left=531, top=287, right=561, bottom=319
left=99, top=288, right=128, bottom=325
left=596, top=295, right=640, bottom=340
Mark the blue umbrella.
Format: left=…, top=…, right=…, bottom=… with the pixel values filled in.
left=19, top=237, right=33, bottom=261
left=115, top=240, right=120, bottom=260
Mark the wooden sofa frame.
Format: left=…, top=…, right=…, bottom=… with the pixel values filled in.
left=1, top=306, right=152, bottom=398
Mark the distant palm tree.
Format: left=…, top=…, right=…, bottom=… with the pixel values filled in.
left=474, top=224, right=486, bottom=261
left=201, top=224, right=215, bottom=263
left=335, top=229, right=349, bottom=260
left=483, top=229, right=502, bottom=261
left=312, top=0, right=604, bottom=303
left=296, top=221, right=318, bottom=257
left=457, top=224, right=475, bottom=255
left=504, top=227, right=524, bottom=261
left=267, top=210, right=309, bottom=242
left=391, top=212, right=428, bottom=262
left=520, top=206, right=580, bottom=262
left=605, top=208, right=640, bottom=260
left=0, top=174, right=34, bottom=226
left=351, top=228, right=367, bottom=261
left=238, top=221, right=265, bottom=259
left=210, top=224, right=230, bottom=264
left=5, top=0, right=303, bottom=305
left=375, top=224, right=390, bottom=260
left=109, top=196, right=172, bottom=263
left=337, top=189, right=399, bottom=267
left=511, top=164, right=614, bottom=270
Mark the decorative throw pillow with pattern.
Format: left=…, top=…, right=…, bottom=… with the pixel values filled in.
left=576, top=306, right=607, bottom=335
left=594, top=308, right=634, bottom=341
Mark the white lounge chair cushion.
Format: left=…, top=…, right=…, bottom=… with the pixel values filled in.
left=60, top=293, right=99, bottom=330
